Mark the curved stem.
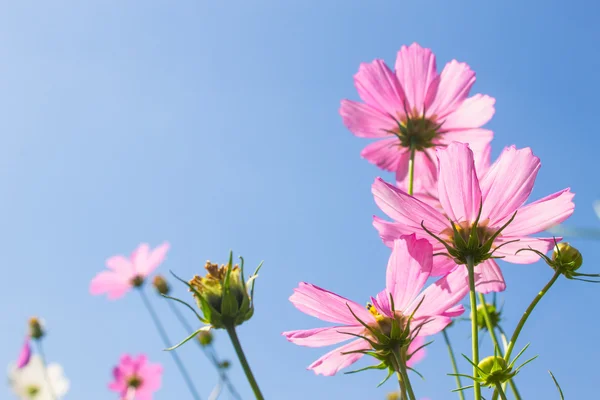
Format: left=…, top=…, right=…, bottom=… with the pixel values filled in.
left=138, top=289, right=202, bottom=400
left=466, top=256, right=482, bottom=400
left=35, top=340, right=57, bottom=400
left=166, top=300, right=241, bottom=400
left=226, top=325, right=265, bottom=400
left=504, top=270, right=561, bottom=362
left=495, top=382, right=508, bottom=400
left=442, top=329, right=466, bottom=400
left=407, top=145, right=416, bottom=195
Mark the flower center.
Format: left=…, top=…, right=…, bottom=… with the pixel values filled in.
left=365, top=303, right=409, bottom=338
left=392, top=115, right=441, bottom=151
left=26, top=385, right=40, bottom=398
left=130, top=275, right=145, bottom=288
left=127, top=375, right=143, bottom=389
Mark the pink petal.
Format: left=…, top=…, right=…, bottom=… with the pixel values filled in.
left=106, top=255, right=134, bottom=276
left=394, top=43, right=439, bottom=115
left=139, top=363, right=163, bottom=391
left=443, top=304, right=465, bottom=317
left=340, top=100, right=395, bottom=138
left=492, top=237, right=556, bottom=264
left=411, top=315, right=452, bottom=336
left=289, top=282, right=374, bottom=325
left=16, top=337, right=31, bottom=368
left=442, top=94, right=496, bottom=130
left=480, top=146, right=541, bottom=225
left=436, top=142, right=482, bottom=224
left=473, top=141, right=492, bottom=178
left=502, top=189, right=575, bottom=236
left=387, top=236, right=433, bottom=310
left=407, top=335, right=427, bottom=367
left=354, top=59, right=406, bottom=116
left=90, top=271, right=131, bottom=299
left=308, top=339, right=369, bottom=376
left=372, top=290, right=393, bottom=318
left=406, top=266, right=469, bottom=319
left=361, top=138, right=405, bottom=172
left=440, top=128, right=493, bottom=175
left=431, top=256, right=459, bottom=277
left=372, top=177, right=449, bottom=236
left=132, top=243, right=150, bottom=266
left=428, top=60, right=476, bottom=118
left=396, top=148, right=438, bottom=194
left=474, top=260, right=506, bottom=293
left=283, top=325, right=365, bottom=347
left=138, top=242, right=170, bottom=276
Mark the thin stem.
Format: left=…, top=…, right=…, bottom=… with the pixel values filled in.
left=504, top=270, right=561, bottom=361
left=407, top=144, right=416, bottom=195
left=34, top=340, right=57, bottom=400
left=166, top=300, right=241, bottom=400
left=391, top=352, right=408, bottom=400
left=495, top=382, right=508, bottom=400
left=442, top=329, right=466, bottom=400
left=138, top=289, right=202, bottom=400
left=226, top=325, right=264, bottom=400
left=508, top=379, right=522, bottom=399
left=399, top=348, right=417, bottom=400
left=466, top=256, right=482, bottom=400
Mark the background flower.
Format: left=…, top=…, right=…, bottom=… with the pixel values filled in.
left=109, top=354, right=162, bottom=400
left=8, top=355, right=69, bottom=400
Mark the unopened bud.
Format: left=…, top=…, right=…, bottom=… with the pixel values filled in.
left=197, top=331, right=213, bottom=347
left=475, top=303, right=501, bottom=331
left=476, top=355, right=515, bottom=387
left=28, top=317, right=44, bottom=340
left=553, top=242, right=583, bottom=272
left=219, top=360, right=230, bottom=369
left=152, top=275, right=170, bottom=295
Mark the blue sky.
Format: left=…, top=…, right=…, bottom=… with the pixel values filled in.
left=2, top=1, right=599, bottom=399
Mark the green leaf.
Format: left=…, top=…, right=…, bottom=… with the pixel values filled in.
left=548, top=370, right=565, bottom=400
left=164, top=327, right=209, bottom=351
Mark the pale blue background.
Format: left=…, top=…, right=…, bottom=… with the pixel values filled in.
left=2, top=1, right=599, bottom=399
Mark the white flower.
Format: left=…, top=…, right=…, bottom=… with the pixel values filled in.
left=8, top=355, right=69, bottom=400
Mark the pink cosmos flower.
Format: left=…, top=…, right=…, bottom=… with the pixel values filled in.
left=109, top=354, right=162, bottom=400
left=340, top=42, right=495, bottom=192
left=283, top=235, right=468, bottom=376
left=373, top=142, right=575, bottom=293
left=15, top=337, right=31, bottom=369
left=90, top=242, right=170, bottom=300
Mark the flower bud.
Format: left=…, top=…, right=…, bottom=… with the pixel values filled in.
left=475, top=303, right=501, bottom=331
left=28, top=317, right=44, bottom=340
left=476, top=355, right=515, bottom=387
left=218, top=360, right=230, bottom=369
left=197, top=331, right=213, bottom=347
left=552, top=242, right=583, bottom=273
left=188, top=252, right=261, bottom=329
left=152, top=275, right=170, bottom=295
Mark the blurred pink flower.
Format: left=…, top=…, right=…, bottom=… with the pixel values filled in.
left=90, top=242, right=170, bottom=300
left=15, top=337, right=31, bottom=369
left=373, top=142, right=575, bottom=293
left=283, top=235, right=467, bottom=376
left=109, top=354, right=162, bottom=400
left=340, top=42, right=494, bottom=193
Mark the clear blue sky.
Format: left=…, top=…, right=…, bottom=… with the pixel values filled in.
left=2, top=1, right=599, bottom=399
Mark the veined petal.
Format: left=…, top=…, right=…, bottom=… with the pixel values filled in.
left=355, top=59, right=406, bottom=117
left=405, top=266, right=469, bottom=319
left=289, top=282, right=374, bottom=325
left=308, top=339, right=369, bottom=376
left=442, top=94, right=496, bottom=130
left=386, top=236, right=433, bottom=311
left=440, top=128, right=493, bottom=177
left=361, top=138, right=405, bottom=172
left=396, top=148, right=438, bottom=194
left=283, top=325, right=364, bottom=347
left=429, top=60, right=476, bottom=118
left=431, top=256, right=458, bottom=277
left=502, top=189, right=575, bottom=236
left=411, top=315, right=452, bottom=336
left=372, top=177, right=449, bottom=235
left=480, top=146, right=541, bottom=225
left=340, top=100, right=395, bottom=138
left=407, top=335, right=427, bottom=367
left=436, top=142, right=482, bottom=224
left=492, top=237, right=556, bottom=264
left=474, top=260, right=506, bottom=293
left=394, top=43, right=439, bottom=115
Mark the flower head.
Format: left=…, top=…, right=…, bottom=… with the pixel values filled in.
left=373, top=142, right=575, bottom=293
left=90, top=242, right=170, bottom=300
left=9, top=355, right=69, bottom=400
left=109, top=354, right=162, bottom=400
left=28, top=318, right=44, bottom=340
left=340, top=43, right=495, bottom=193
left=283, top=235, right=468, bottom=376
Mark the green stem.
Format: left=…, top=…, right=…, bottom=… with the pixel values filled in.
left=508, top=379, right=522, bottom=399
left=391, top=351, right=408, bottom=400
left=138, top=289, right=202, bottom=400
left=466, top=256, right=482, bottom=400
left=166, top=300, right=241, bottom=400
left=399, top=349, right=417, bottom=400
left=34, top=339, right=57, bottom=400
left=226, top=325, right=265, bottom=400
left=495, top=382, right=508, bottom=400
left=504, top=270, right=561, bottom=362
left=442, top=329, right=466, bottom=400
left=407, top=145, right=416, bottom=195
